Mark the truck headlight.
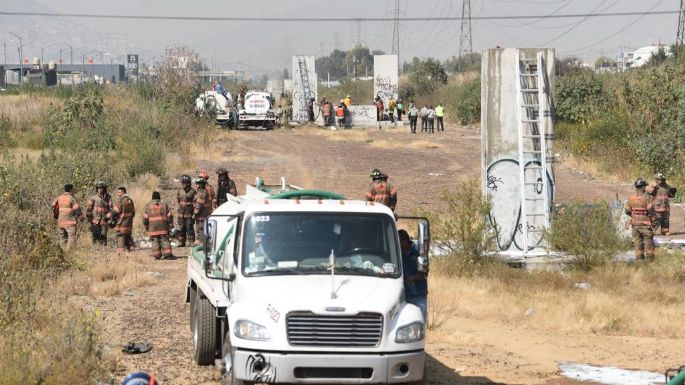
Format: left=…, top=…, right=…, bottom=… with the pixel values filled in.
left=395, top=322, right=425, bottom=343
left=235, top=320, right=271, bottom=341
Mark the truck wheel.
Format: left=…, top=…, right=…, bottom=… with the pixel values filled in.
left=220, top=334, right=254, bottom=385
left=193, top=294, right=216, bottom=365
left=189, top=285, right=197, bottom=332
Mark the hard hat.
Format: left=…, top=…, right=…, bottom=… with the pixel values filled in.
left=199, top=170, right=209, bottom=179
left=194, top=177, right=207, bottom=185
left=95, top=181, right=107, bottom=189
left=655, top=172, right=666, bottom=180
left=121, top=372, right=158, bottom=385
left=634, top=178, right=647, bottom=188
left=216, top=167, right=229, bottom=175
left=340, top=99, right=344, bottom=104
left=346, top=95, right=351, bottom=98
left=370, top=168, right=383, bottom=179
left=180, top=175, right=191, bottom=184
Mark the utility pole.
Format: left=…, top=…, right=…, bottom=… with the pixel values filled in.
left=8, top=32, right=23, bottom=85
left=458, top=0, right=473, bottom=71
left=391, top=0, right=400, bottom=74
left=354, top=19, right=362, bottom=47
left=677, top=0, right=685, bottom=55
left=333, top=32, right=341, bottom=51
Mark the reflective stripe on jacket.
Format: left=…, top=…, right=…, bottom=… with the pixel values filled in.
left=52, top=193, right=82, bottom=228
left=624, top=192, right=653, bottom=226
left=143, top=199, right=172, bottom=236
left=114, top=195, right=135, bottom=234
left=177, top=188, right=196, bottom=218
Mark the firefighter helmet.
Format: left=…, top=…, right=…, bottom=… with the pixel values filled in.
left=95, top=181, right=107, bottom=189
left=194, top=177, right=206, bottom=185
left=655, top=172, right=666, bottom=181
left=180, top=175, right=191, bottom=184
left=634, top=178, right=647, bottom=188
left=199, top=170, right=209, bottom=179
left=216, top=167, right=228, bottom=175
left=370, top=169, right=386, bottom=180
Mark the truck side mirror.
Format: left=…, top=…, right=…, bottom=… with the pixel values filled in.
left=417, top=219, right=430, bottom=272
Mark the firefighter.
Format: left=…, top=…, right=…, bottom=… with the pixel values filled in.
left=215, top=167, right=237, bottom=207
left=388, top=97, right=396, bottom=123
left=365, top=169, right=398, bottom=212
left=198, top=170, right=216, bottom=210
left=321, top=97, right=332, bottom=127
left=646, top=173, right=677, bottom=236
left=624, top=178, right=656, bottom=260
left=193, top=177, right=211, bottom=245
left=176, top=175, right=196, bottom=247
left=51, top=183, right=84, bottom=250
left=336, top=101, right=346, bottom=128
left=111, top=186, right=136, bottom=252
left=344, top=94, right=352, bottom=107
left=306, top=97, right=315, bottom=122
left=143, top=191, right=174, bottom=259
left=85, top=181, right=113, bottom=246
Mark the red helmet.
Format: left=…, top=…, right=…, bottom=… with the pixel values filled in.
left=199, top=170, right=209, bottom=179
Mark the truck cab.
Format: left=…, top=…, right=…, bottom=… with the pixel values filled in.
left=237, top=91, right=277, bottom=130
left=186, top=178, right=429, bottom=384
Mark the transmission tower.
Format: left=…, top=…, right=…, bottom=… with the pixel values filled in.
left=391, top=0, right=400, bottom=72
left=677, top=0, right=685, bottom=54
left=354, top=19, right=363, bottom=47
left=458, top=0, right=473, bottom=71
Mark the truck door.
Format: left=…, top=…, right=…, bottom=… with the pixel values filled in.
left=218, top=217, right=240, bottom=299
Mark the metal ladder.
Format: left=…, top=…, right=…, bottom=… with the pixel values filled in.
left=298, top=57, right=312, bottom=118
left=515, top=51, right=551, bottom=255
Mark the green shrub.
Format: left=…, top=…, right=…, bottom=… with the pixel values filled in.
left=555, top=73, right=608, bottom=123
left=420, top=179, right=496, bottom=276
left=549, top=201, right=624, bottom=271
left=453, top=77, right=480, bottom=125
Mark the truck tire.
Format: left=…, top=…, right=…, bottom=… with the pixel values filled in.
left=189, top=285, right=197, bottom=332
left=193, top=294, right=216, bottom=365
left=220, top=333, right=254, bottom=385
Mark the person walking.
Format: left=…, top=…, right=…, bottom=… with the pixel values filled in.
left=646, top=173, right=677, bottom=236
left=624, top=178, right=656, bottom=260
left=193, top=178, right=211, bottom=245
left=427, top=105, right=436, bottom=133
left=215, top=167, right=238, bottom=207
left=176, top=175, right=196, bottom=247
left=143, top=191, right=174, bottom=259
left=435, top=103, right=445, bottom=131
left=198, top=170, right=215, bottom=210
left=85, top=181, right=113, bottom=246
left=396, top=99, right=404, bottom=122
left=399, top=229, right=428, bottom=320
left=365, top=169, right=398, bottom=212
left=52, top=183, right=84, bottom=250
left=419, top=105, right=428, bottom=132
left=111, top=186, right=135, bottom=252
left=408, top=103, right=419, bottom=134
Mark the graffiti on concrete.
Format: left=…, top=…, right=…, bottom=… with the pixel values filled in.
left=486, top=158, right=554, bottom=252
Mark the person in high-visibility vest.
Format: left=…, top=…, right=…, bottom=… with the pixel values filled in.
left=336, top=100, right=346, bottom=128
left=435, top=103, right=445, bottom=131
left=344, top=95, right=352, bottom=107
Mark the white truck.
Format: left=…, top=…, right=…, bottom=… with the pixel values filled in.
left=238, top=91, right=277, bottom=130
left=196, top=90, right=238, bottom=128
left=186, top=178, right=430, bottom=384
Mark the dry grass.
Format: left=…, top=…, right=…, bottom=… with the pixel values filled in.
left=0, top=94, right=58, bottom=129
left=291, top=125, right=371, bottom=142
left=59, top=250, right=155, bottom=298
left=369, top=138, right=442, bottom=150
left=428, top=252, right=685, bottom=338
left=559, top=152, right=635, bottom=184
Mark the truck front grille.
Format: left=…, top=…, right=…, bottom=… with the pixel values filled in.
left=286, top=312, right=383, bottom=347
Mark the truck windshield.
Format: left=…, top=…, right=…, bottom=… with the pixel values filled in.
left=242, top=212, right=400, bottom=277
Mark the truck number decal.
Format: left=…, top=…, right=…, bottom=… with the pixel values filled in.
left=266, top=304, right=280, bottom=323
left=254, top=215, right=270, bottom=222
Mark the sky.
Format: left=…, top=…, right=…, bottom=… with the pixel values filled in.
left=0, top=0, right=678, bottom=77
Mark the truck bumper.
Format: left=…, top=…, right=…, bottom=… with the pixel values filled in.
left=233, top=349, right=424, bottom=384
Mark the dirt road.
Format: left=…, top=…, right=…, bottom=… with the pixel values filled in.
left=101, top=125, right=683, bottom=384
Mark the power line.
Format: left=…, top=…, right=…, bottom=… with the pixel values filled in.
left=678, top=0, right=685, bottom=51
left=0, top=10, right=678, bottom=22
left=536, top=0, right=617, bottom=46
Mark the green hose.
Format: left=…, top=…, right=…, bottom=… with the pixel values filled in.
left=668, top=370, right=685, bottom=385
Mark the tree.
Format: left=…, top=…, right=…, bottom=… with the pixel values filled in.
left=444, top=52, right=481, bottom=73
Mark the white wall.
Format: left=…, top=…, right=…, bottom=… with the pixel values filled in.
left=373, top=55, right=398, bottom=107
left=291, top=55, right=318, bottom=122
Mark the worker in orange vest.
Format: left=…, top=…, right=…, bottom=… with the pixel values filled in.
left=51, top=183, right=84, bottom=250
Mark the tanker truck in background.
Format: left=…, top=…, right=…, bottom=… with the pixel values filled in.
left=238, top=91, right=277, bottom=130
left=195, top=90, right=238, bottom=128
